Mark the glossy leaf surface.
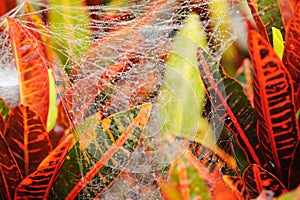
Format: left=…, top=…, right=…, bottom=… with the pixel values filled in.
left=8, top=18, right=50, bottom=125
left=248, top=30, right=299, bottom=181
left=197, top=47, right=263, bottom=166
left=15, top=134, right=73, bottom=199
left=243, top=164, right=287, bottom=198
left=5, top=105, right=52, bottom=177
left=0, top=130, right=23, bottom=200
left=53, top=103, right=152, bottom=199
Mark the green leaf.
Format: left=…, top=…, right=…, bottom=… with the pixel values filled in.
left=278, top=186, right=300, bottom=200
left=0, top=97, right=10, bottom=122
left=168, top=157, right=211, bottom=200
left=52, top=103, right=152, bottom=199
left=272, top=27, right=284, bottom=59
left=157, top=13, right=213, bottom=145
left=46, top=69, right=58, bottom=131
left=48, top=0, right=91, bottom=65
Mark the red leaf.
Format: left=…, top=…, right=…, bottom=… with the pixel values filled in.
left=0, top=0, right=16, bottom=16
left=0, top=130, right=23, bottom=200
left=8, top=18, right=50, bottom=125
left=248, top=30, right=299, bottom=182
left=282, top=0, right=300, bottom=110
left=5, top=105, right=52, bottom=176
left=243, top=164, right=287, bottom=198
left=14, top=134, right=73, bottom=199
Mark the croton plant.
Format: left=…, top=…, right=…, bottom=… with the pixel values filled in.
left=0, top=0, right=299, bottom=199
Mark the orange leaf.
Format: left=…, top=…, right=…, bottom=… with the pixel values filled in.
left=5, top=105, right=52, bottom=177
left=0, top=130, right=23, bottom=200
left=248, top=30, right=299, bottom=182
left=14, top=134, right=73, bottom=199
left=8, top=17, right=50, bottom=125
left=0, top=0, right=16, bottom=16
left=223, top=175, right=251, bottom=200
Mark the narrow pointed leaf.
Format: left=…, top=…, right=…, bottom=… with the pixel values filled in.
left=282, top=1, right=300, bottom=109
left=53, top=103, right=152, bottom=199
left=15, top=134, right=73, bottom=199
left=8, top=18, right=50, bottom=125
left=235, top=58, right=254, bottom=106
left=223, top=175, right=251, bottom=200
left=243, top=164, right=287, bottom=198
left=5, top=105, right=52, bottom=177
left=0, top=130, right=23, bottom=200
left=248, top=30, right=299, bottom=181
left=272, top=27, right=284, bottom=60
left=278, top=0, right=296, bottom=30
left=197, top=47, right=263, bottom=166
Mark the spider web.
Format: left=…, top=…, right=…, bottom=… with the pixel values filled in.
left=0, top=0, right=249, bottom=199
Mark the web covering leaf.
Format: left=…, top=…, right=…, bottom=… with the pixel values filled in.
left=0, top=0, right=247, bottom=198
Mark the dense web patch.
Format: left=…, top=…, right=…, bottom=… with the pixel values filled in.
left=0, top=0, right=248, bottom=199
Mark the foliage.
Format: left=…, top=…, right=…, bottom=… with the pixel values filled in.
left=0, top=0, right=299, bottom=199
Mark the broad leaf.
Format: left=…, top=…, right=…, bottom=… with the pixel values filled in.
left=0, top=130, right=23, bottom=200
left=48, top=0, right=91, bottom=65
left=243, top=164, right=287, bottom=198
left=235, top=58, right=254, bottom=106
left=5, top=105, right=52, bottom=177
left=8, top=17, right=50, bottom=125
left=248, top=30, right=299, bottom=182
left=157, top=12, right=210, bottom=144
left=223, top=175, right=251, bottom=200
left=278, top=186, right=300, bottom=200
left=277, top=0, right=296, bottom=29
left=282, top=0, right=300, bottom=110
left=167, top=156, right=211, bottom=200
left=15, top=134, right=73, bottom=199
left=53, top=103, right=152, bottom=199
left=197, top=47, right=263, bottom=166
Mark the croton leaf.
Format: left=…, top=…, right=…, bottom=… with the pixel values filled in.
left=235, top=58, right=254, bottom=107
left=0, top=0, right=16, bottom=16
left=53, top=103, right=152, bottom=199
left=197, top=47, right=263, bottom=166
left=282, top=0, right=300, bottom=110
left=4, top=105, right=52, bottom=177
left=172, top=136, right=238, bottom=199
left=248, top=30, right=299, bottom=182
left=0, top=130, right=23, bottom=200
left=14, top=134, right=73, bottom=199
left=277, top=0, right=296, bottom=30
left=0, top=97, right=10, bottom=122
left=166, top=156, right=212, bottom=200
left=223, top=175, right=251, bottom=200
left=288, top=143, right=300, bottom=190
left=243, top=164, right=287, bottom=198
left=8, top=17, right=50, bottom=125
left=56, top=56, right=132, bottom=130
left=0, top=97, right=10, bottom=133
left=246, top=0, right=269, bottom=42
